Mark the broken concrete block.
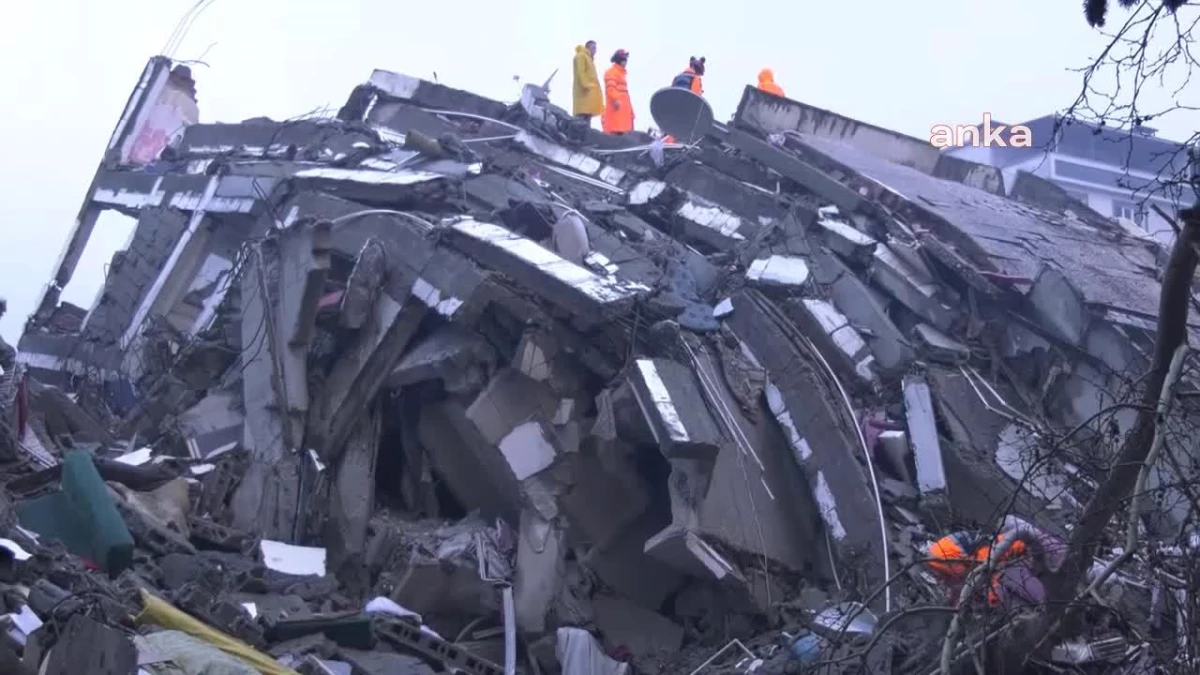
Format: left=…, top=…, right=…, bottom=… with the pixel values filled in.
left=644, top=525, right=743, bottom=585
left=499, top=421, right=560, bottom=481
left=870, top=245, right=954, bottom=330
left=584, top=514, right=685, bottom=611
left=43, top=615, right=137, bottom=675
left=178, top=390, right=242, bottom=459
left=783, top=298, right=877, bottom=387
left=388, top=323, right=495, bottom=392
left=810, top=251, right=915, bottom=372
left=628, top=359, right=722, bottom=460
left=593, top=594, right=684, bottom=670
left=818, top=213, right=877, bottom=263
left=900, top=376, right=949, bottom=498
left=745, top=255, right=810, bottom=288
left=913, top=323, right=970, bottom=363
left=418, top=401, right=523, bottom=524
left=560, top=447, right=649, bottom=547
left=512, top=329, right=588, bottom=395
left=876, top=430, right=913, bottom=484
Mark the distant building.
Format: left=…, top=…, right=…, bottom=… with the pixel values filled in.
left=945, top=114, right=1189, bottom=246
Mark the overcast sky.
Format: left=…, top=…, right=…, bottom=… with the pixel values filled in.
left=0, top=0, right=1193, bottom=343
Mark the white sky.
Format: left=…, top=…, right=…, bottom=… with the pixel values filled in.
left=0, top=0, right=1194, bottom=342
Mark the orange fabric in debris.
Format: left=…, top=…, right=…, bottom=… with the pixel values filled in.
left=602, top=63, right=633, bottom=133
left=757, top=68, right=784, bottom=97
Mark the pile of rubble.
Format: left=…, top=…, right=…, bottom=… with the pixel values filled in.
left=1, top=55, right=1196, bottom=674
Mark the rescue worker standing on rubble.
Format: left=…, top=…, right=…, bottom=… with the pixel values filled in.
left=601, top=49, right=634, bottom=134
left=757, top=68, right=785, bottom=97
left=573, top=40, right=604, bottom=124
left=671, top=56, right=706, bottom=96
left=926, top=529, right=1045, bottom=608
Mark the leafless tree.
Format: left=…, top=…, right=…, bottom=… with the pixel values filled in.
left=1059, top=0, right=1198, bottom=213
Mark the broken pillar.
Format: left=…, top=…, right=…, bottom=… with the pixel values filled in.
left=327, top=404, right=380, bottom=574
left=229, top=241, right=304, bottom=541
left=900, top=375, right=950, bottom=507
left=274, top=219, right=331, bottom=445
left=513, top=508, right=567, bottom=634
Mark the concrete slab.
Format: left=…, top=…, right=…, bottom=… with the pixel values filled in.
left=628, top=359, right=722, bottom=460
left=446, top=218, right=648, bottom=326
left=783, top=298, right=877, bottom=388
left=724, top=290, right=887, bottom=600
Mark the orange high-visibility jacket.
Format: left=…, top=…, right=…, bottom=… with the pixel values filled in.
left=602, top=63, right=634, bottom=133
left=671, top=67, right=703, bottom=96
left=757, top=68, right=784, bottom=97
left=927, top=531, right=1027, bottom=606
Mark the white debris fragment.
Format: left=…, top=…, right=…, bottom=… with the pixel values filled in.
left=746, top=255, right=810, bottom=287
left=713, top=298, right=734, bottom=318
left=114, top=447, right=153, bottom=466
left=259, top=540, right=327, bottom=577
left=189, top=463, right=216, bottom=476
left=0, top=538, right=32, bottom=561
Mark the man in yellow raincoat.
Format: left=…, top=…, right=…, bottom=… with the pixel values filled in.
left=573, top=41, right=603, bottom=123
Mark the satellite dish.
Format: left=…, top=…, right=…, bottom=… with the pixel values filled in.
left=649, top=87, right=714, bottom=144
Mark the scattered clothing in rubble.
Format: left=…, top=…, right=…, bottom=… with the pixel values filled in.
left=757, top=68, right=784, bottom=97
left=602, top=50, right=634, bottom=134
left=573, top=41, right=604, bottom=118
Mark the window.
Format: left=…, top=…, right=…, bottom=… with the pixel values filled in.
left=1112, top=201, right=1146, bottom=227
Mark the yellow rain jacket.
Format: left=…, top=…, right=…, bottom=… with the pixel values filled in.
left=573, top=46, right=603, bottom=116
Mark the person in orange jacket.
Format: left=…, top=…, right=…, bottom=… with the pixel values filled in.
left=757, top=68, right=784, bottom=97
left=926, top=530, right=1030, bottom=607
left=671, top=56, right=705, bottom=96
left=573, top=40, right=604, bottom=122
left=602, top=49, right=634, bottom=134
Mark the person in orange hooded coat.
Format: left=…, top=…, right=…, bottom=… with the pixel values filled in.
left=926, top=530, right=1030, bottom=607
left=757, top=68, right=784, bottom=97
left=602, top=49, right=634, bottom=134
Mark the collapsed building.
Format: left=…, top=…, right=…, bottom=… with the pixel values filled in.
left=1, top=54, right=1196, bottom=673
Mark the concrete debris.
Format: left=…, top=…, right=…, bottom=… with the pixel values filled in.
left=1, top=55, right=1191, bottom=675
